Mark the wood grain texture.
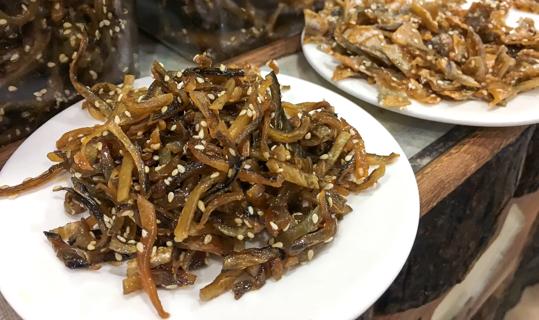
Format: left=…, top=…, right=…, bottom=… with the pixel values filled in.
left=416, top=126, right=529, bottom=216
left=373, top=294, right=446, bottom=320
left=0, top=140, right=23, bottom=171
left=222, top=34, right=302, bottom=66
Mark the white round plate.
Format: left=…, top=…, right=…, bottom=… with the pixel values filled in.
left=303, top=8, right=539, bottom=127
left=0, top=74, right=419, bottom=320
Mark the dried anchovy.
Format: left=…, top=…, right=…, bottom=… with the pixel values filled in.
left=0, top=0, right=135, bottom=147
left=0, top=57, right=398, bottom=318
left=305, top=0, right=539, bottom=107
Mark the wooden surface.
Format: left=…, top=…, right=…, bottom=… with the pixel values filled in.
left=416, top=126, right=528, bottom=216
left=222, top=34, right=302, bottom=66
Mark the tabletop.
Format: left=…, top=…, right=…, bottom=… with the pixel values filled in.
left=1, top=33, right=537, bottom=320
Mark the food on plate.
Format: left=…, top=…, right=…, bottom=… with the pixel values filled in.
left=304, top=0, right=539, bottom=107
left=514, top=0, right=539, bottom=13
left=0, top=51, right=398, bottom=318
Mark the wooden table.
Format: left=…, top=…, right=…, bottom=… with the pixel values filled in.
left=1, top=34, right=538, bottom=320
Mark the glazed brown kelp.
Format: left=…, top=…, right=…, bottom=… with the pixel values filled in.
left=137, top=0, right=324, bottom=60
left=305, top=0, right=539, bottom=107
left=0, top=0, right=136, bottom=146
left=0, top=57, right=398, bottom=318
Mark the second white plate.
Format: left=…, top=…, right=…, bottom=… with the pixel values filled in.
left=302, top=8, right=539, bottom=127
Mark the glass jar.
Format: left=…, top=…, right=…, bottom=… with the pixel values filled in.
left=136, top=0, right=323, bottom=61
left=0, top=0, right=138, bottom=147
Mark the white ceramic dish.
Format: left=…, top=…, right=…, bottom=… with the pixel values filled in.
left=302, top=7, right=539, bottom=127
left=0, top=74, right=419, bottom=320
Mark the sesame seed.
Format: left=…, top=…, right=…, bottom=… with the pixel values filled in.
left=170, top=124, right=177, bottom=131
left=246, top=110, right=254, bottom=118
left=166, top=241, right=173, bottom=247
left=210, top=172, right=220, bottom=178
left=177, top=164, right=186, bottom=173
left=269, top=221, right=279, bottom=230
left=239, top=109, right=247, bottom=116
left=124, top=110, right=131, bottom=117
left=228, top=148, right=236, bottom=156
left=257, top=96, right=263, bottom=104
left=87, top=241, right=96, bottom=251
left=272, top=242, right=283, bottom=248
left=196, top=77, right=204, bottom=84
left=177, top=81, right=184, bottom=89
left=142, top=229, right=148, bottom=238
left=247, top=87, right=252, bottom=95
left=144, top=166, right=150, bottom=173
left=247, top=232, right=255, bottom=239
left=207, top=93, right=215, bottom=100
left=219, top=64, right=226, bottom=72
left=136, top=242, right=144, bottom=253
left=312, top=213, right=319, bottom=224
left=114, top=115, right=121, bottom=124
left=161, top=106, right=168, bottom=114
left=171, top=169, right=179, bottom=176
left=234, top=218, right=243, bottom=225
left=344, top=154, right=353, bottom=162
left=304, top=132, right=311, bottom=140
left=307, top=250, right=314, bottom=260
left=320, top=154, right=329, bottom=160
left=263, top=152, right=270, bottom=159
left=59, top=53, right=69, bottom=63
left=7, top=86, right=17, bottom=92
left=74, top=172, right=82, bottom=179
left=194, top=144, right=205, bottom=150
left=244, top=164, right=251, bottom=170
left=10, top=53, right=19, bottom=62
left=328, top=197, right=333, bottom=207
left=89, top=70, right=98, bottom=80
left=164, top=75, right=170, bottom=82
left=247, top=206, right=254, bottom=214
left=237, top=234, right=245, bottom=241
left=151, top=143, right=161, bottom=150
left=167, top=192, right=174, bottom=203
left=115, top=253, right=123, bottom=261
left=47, top=61, right=56, bottom=68
left=197, top=200, right=206, bottom=212
left=324, top=237, right=334, bottom=243
left=203, top=234, right=212, bottom=244
left=0, top=19, right=7, bottom=25
left=324, top=183, right=334, bottom=190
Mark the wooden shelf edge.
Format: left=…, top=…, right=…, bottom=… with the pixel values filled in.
left=223, top=34, right=302, bottom=66
left=416, top=126, right=529, bottom=216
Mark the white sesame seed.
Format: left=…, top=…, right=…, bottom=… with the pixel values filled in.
left=177, top=81, right=184, bottom=90
left=207, top=93, right=215, bottom=100
left=324, top=236, right=334, bottom=243
left=89, top=70, right=98, bottom=79
left=144, top=166, right=150, bottom=173
left=171, top=169, right=179, bottom=176
left=263, top=152, right=270, bottom=159
left=235, top=234, right=244, bottom=241
left=307, top=249, right=314, bottom=260
left=164, top=75, right=170, bottom=82
left=197, top=200, right=206, bottom=212
left=243, top=164, right=251, bottom=170
left=177, top=164, right=186, bottom=173
left=167, top=192, right=174, bottom=203
left=136, top=242, right=144, bottom=253
left=59, top=53, right=69, bottom=63
left=200, top=121, right=207, bottom=127
left=114, top=115, right=121, bottom=124
left=257, top=96, right=263, bottom=104
left=210, top=172, right=220, bottom=178
left=272, top=242, right=283, bottom=248
left=115, top=253, right=123, bottom=261
left=344, top=154, right=353, bottom=162
left=161, top=106, right=168, bottom=114
left=219, top=64, right=226, bottom=72
left=269, top=221, right=279, bottom=230
left=194, top=144, right=205, bottom=150
left=234, top=218, right=243, bottom=225
left=246, top=110, right=254, bottom=118
left=47, top=61, right=56, bottom=68
left=328, top=197, right=333, bottom=207
left=7, top=86, right=17, bottom=92
left=312, top=213, right=319, bottom=224
left=74, top=172, right=82, bottom=179
left=304, top=132, right=311, bottom=140
left=170, top=124, right=177, bottom=131
left=247, top=232, right=255, bottom=239
left=320, top=154, right=329, bottom=160
left=324, top=183, right=334, bottom=190
left=196, top=77, right=204, bottom=84
left=247, top=87, right=252, bottom=95
left=203, top=234, right=212, bottom=244
left=87, top=241, right=96, bottom=251
left=228, top=148, right=236, bottom=156
left=166, top=241, right=173, bottom=247
left=239, top=109, right=247, bottom=116
left=247, top=206, right=254, bottom=215
left=150, top=143, right=161, bottom=150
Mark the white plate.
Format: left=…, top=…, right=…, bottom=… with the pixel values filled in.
left=302, top=8, right=539, bottom=127
left=0, top=74, right=419, bottom=320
